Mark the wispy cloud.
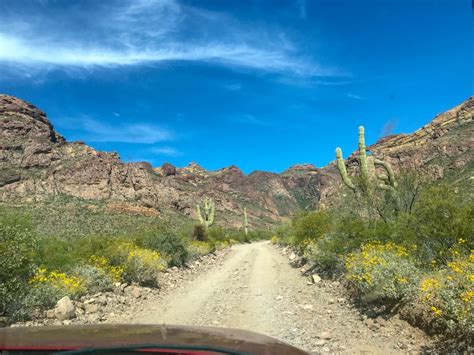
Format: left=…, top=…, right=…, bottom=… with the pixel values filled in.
left=347, top=93, right=363, bottom=100
left=0, top=0, right=336, bottom=77
left=150, top=146, right=182, bottom=157
left=56, top=116, right=173, bottom=144
left=297, top=0, right=307, bottom=20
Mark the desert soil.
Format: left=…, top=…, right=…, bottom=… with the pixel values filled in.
left=112, top=241, right=431, bottom=354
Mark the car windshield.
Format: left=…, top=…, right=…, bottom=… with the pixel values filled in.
left=0, top=1, right=472, bottom=354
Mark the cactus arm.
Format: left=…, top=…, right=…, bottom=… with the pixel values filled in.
left=336, top=147, right=356, bottom=192
left=196, top=204, right=204, bottom=224
left=358, top=126, right=369, bottom=185
left=208, top=199, right=215, bottom=227
left=374, top=159, right=397, bottom=188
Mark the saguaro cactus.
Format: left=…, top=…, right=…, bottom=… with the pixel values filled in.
left=243, top=207, right=248, bottom=235
left=196, top=197, right=215, bottom=229
left=335, top=126, right=397, bottom=192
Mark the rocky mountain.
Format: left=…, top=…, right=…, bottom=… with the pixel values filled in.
left=1, top=94, right=472, bottom=228
left=343, top=97, right=473, bottom=188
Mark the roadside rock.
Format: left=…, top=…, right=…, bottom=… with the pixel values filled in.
left=85, top=303, right=99, bottom=314
left=317, top=331, right=332, bottom=340
left=54, top=296, right=75, bottom=320
left=46, top=309, right=55, bottom=319
left=311, top=274, right=321, bottom=284
left=124, top=286, right=142, bottom=299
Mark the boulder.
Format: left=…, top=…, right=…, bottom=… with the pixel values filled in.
left=46, top=309, right=56, bottom=319
left=161, top=162, right=176, bottom=176
left=311, top=274, right=322, bottom=284
left=124, top=285, right=142, bottom=299
left=85, top=303, right=99, bottom=314
left=54, top=296, right=75, bottom=320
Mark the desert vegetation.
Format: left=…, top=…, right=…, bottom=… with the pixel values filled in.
left=273, top=127, right=473, bottom=343
left=0, top=197, right=269, bottom=323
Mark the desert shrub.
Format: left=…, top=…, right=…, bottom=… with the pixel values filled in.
left=247, top=229, right=273, bottom=242
left=140, top=229, right=189, bottom=267
left=29, top=268, right=86, bottom=298
left=270, top=235, right=279, bottom=244
left=395, top=183, right=473, bottom=265
left=345, top=242, right=420, bottom=302
left=0, top=211, right=38, bottom=317
left=418, top=252, right=473, bottom=337
left=14, top=267, right=88, bottom=318
left=20, top=282, right=64, bottom=316
left=275, top=223, right=293, bottom=246
left=108, top=242, right=165, bottom=287
left=187, top=240, right=214, bottom=259
left=73, top=265, right=114, bottom=294
left=309, top=215, right=371, bottom=267
left=193, top=224, right=207, bottom=241
left=88, top=255, right=124, bottom=282
left=206, top=226, right=228, bottom=243
left=291, top=210, right=333, bottom=252
left=36, top=234, right=117, bottom=271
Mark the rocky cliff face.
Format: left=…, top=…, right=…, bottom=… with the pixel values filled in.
left=342, top=97, right=473, bottom=186
left=0, top=94, right=332, bottom=227
left=1, top=94, right=472, bottom=227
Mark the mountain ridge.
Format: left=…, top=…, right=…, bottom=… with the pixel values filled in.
left=1, top=94, right=472, bottom=227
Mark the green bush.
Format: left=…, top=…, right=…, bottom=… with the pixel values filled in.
left=395, top=183, right=473, bottom=265
left=140, top=228, right=189, bottom=267
left=73, top=265, right=114, bottom=294
left=187, top=240, right=214, bottom=260
left=193, top=224, right=207, bottom=241
left=18, top=283, right=64, bottom=319
left=0, top=211, right=38, bottom=318
left=292, top=211, right=333, bottom=251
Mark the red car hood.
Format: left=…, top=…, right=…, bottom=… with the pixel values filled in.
left=0, top=324, right=309, bottom=355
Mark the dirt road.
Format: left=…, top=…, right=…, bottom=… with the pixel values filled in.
left=129, top=241, right=430, bottom=353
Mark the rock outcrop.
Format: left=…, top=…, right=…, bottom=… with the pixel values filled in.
left=0, top=94, right=328, bottom=227
left=1, top=94, right=472, bottom=227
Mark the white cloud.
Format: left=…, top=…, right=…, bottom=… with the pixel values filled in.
left=150, top=146, right=182, bottom=156
left=56, top=116, right=172, bottom=144
left=0, top=0, right=336, bottom=77
left=347, top=93, right=363, bottom=100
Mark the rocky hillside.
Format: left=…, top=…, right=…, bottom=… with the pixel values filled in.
left=1, top=94, right=472, bottom=227
left=0, top=95, right=339, bottom=228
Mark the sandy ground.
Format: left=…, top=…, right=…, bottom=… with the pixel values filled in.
left=122, top=241, right=431, bottom=354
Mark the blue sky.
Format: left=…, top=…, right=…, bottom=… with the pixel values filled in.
left=0, top=0, right=472, bottom=173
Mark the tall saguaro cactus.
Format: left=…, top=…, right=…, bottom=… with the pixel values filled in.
left=243, top=207, right=248, bottom=235
left=336, top=126, right=397, bottom=193
left=196, top=197, right=215, bottom=229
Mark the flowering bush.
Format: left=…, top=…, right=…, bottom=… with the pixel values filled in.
left=73, top=265, right=114, bottom=294
left=187, top=240, right=214, bottom=259
left=29, top=268, right=86, bottom=297
left=88, top=255, right=123, bottom=282
left=418, top=251, right=473, bottom=336
left=110, top=242, right=165, bottom=287
left=20, top=267, right=87, bottom=315
left=345, top=242, right=420, bottom=301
